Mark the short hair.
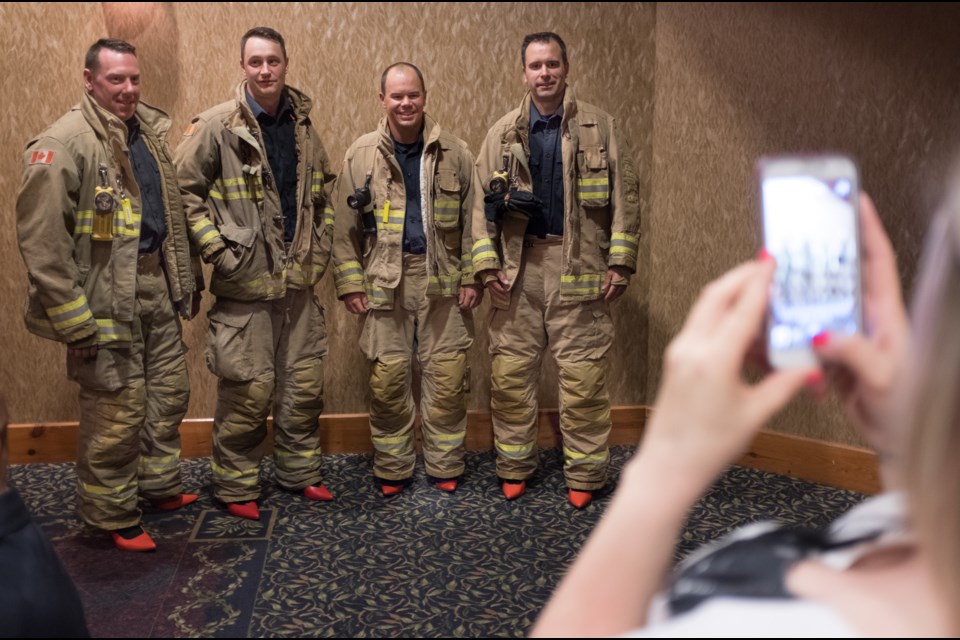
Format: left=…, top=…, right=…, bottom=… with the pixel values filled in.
left=380, top=62, right=426, bottom=95
left=241, top=27, right=287, bottom=61
left=84, top=38, right=136, bottom=73
left=521, top=32, right=568, bottom=67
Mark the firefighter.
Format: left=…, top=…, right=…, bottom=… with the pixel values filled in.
left=332, top=63, right=480, bottom=495
left=472, top=32, right=641, bottom=508
left=174, top=27, right=337, bottom=520
left=16, top=39, right=201, bottom=551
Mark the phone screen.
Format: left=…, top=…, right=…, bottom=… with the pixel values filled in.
left=761, top=165, right=861, bottom=365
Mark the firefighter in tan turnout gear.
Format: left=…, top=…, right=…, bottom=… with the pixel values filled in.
left=472, top=33, right=641, bottom=508
left=333, top=63, right=480, bottom=495
left=16, top=39, right=201, bottom=552
left=174, top=27, right=337, bottom=520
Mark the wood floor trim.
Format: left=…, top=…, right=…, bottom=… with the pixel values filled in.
left=7, top=406, right=880, bottom=494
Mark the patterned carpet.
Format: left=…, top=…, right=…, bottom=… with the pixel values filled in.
left=9, top=447, right=863, bottom=638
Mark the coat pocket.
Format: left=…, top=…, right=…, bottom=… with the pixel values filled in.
left=433, top=169, right=462, bottom=232
left=577, top=124, right=611, bottom=209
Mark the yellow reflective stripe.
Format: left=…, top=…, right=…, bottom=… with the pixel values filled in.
left=140, top=452, right=181, bottom=472
left=287, top=264, right=325, bottom=287
left=235, top=271, right=286, bottom=297
left=76, top=210, right=94, bottom=234
left=371, top=434, right=412, bottom=454
left=289, top=263, right=324, bottom=274
left=215, top=177, right=263, bottom=200
left=113, top=212, right=141, bottom=237
left=610, top=232, right=638, bottom=259
left=433, top=199, right=460, bottom=222
left=95, top=318, right=132, bottom=343
left=334, top=261, right=364, bottom=286
left=560, top=274, right=603, bottom=295
left=472, top=238, right=499, bottom=264
left=275, top=448, right=322, bottom=459
left=323, top=207, right=335, bottom=226
left=210, top=461, right=259, bottom=484
left=433, top=431, right=466, bottom=451
left=577, top=177, right=610, bottom=200
left=426, top=274, right=460, bottom=296
left=378, top=212, right=405, bottom=232
left=460, top=253, right=471, bottom=270
left=190, top=218, right=220, bottom=246
left=495, top=440, right=535, bottom=460
left=79, top=480, right=136, bottom=505
left=311, top=172, right=326, bottom=195
left=335, top=261, right=363, bottom=274
left=563, top=447, right=609, bottom=466
left=47, top=295, right=93, bottom=331
left=47, top=296, right=88, bottom=317
left=275, top=447, right=322, bottom=469
left=365, top=283, right=389, bottom=301
left=611, top=232, right=638, bottom=248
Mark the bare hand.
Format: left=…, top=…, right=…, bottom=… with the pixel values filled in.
left=811, top=193, right=909, bottom=459
left=343, top=292, right=369, bottom=314
left=602, top=266, right=630, bottom=302
left=458, top=283, right=483, bottom=310
left=481, top=269, right=510, bottom=295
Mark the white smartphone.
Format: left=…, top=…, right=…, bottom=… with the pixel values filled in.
left=758, top=155, right=863, bottom=369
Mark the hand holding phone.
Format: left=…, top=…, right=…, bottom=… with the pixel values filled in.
left=758, top=155, right=863, bottom=369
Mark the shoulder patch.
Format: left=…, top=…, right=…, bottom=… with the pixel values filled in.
left=29, top=150, right=55, bottom=165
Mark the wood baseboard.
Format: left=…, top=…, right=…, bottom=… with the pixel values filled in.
left=7, top=406, right=880, bottom=494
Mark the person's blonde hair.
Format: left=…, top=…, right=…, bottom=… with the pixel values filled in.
left=905, top=193, right=960, bottom=630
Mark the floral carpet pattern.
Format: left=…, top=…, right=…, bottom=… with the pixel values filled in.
left=10, top=447, right=863, bottom=637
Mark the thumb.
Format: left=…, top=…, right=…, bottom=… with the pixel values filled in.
left=745, top=367, right=813, bottom=425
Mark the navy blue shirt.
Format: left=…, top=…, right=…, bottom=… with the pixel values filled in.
left=527, top=103, right=565, bottom=238
left=246, top=91, right=298, bottom=243
left=393, top=135, right=426, bottom=255
left=125, top=117, right=165, bottom=253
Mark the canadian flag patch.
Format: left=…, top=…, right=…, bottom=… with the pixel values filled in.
left=29, top=150, right=55, bottom=165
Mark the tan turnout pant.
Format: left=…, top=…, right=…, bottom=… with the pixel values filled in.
left=206, top=287, right=326, bottom=503
left=71, top=252, right=190, bottom=530
left=487, top=237, right=614, bottom=491
left=360, top=253, right=473, bottom=481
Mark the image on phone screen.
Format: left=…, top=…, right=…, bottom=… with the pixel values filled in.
left=762, top=174, right=860, bottom=357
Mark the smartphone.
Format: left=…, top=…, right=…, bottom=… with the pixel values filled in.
left=758, top=154, right=863, bottom=369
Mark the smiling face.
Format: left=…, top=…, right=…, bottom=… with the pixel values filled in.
left=380, top=65, right=426, bottom=144
left=83, top=49, right=141, bottom=121
left=241, top=36, right=288, bottom=110
left=522, top=39, right=569, bottom=114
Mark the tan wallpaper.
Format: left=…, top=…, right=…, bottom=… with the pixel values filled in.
left=652, top=3, right=960, bottom=445
left=0, top=2, right=655, bottom=422
left=8, top=4, right=954, bottom=448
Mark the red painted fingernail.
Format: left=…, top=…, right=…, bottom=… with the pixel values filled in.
left=804, top=370, right=824, bottom=387
left=811, top=332, right=830, bottom=348
left=758, top=248, right=772, bottom=262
